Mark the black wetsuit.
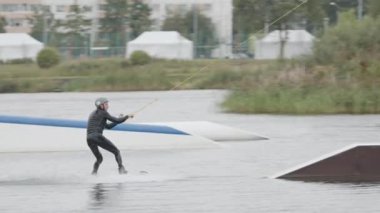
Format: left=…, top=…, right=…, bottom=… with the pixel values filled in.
left=86, top=108, right=129, bottom=173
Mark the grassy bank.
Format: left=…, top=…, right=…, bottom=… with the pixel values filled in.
left=222, top=13, right=380, bottom=114
left=0, top=58, right=263, bottom=93
left=224, top=86, right=380, bottom=114
left=1, top=56, right=380, bottom=114
left=221, top=58, right=380, bottom=114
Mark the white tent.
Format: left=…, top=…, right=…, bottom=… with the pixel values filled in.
left=254, top=30, right=315, bottom=59
left=0, top=33, right=44, bottom=61
left=127, top=31, right=193, bottom=60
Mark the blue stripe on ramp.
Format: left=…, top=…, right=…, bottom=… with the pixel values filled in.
left=0, top=115, right=189, bottom=135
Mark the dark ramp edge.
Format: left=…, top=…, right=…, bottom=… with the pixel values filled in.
left=276, top=145, right=380, bottom=182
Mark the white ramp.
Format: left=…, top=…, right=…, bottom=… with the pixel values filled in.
left=156, top=121, right=268, bottom=142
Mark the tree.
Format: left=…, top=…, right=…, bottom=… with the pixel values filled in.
left=368, top=0, right=380, bottom=18
left=0, top=16, right=6, bottom=33
left=233, top=0, right=326, bottom=55
left=29, top=12, right=44, bottom=42
left=322, top=0, right=370, bottom=21
left=233, top=0, right=325, bottom=34
left=303, top=0, right=325, bottom=33
left=233, top=0, right=266, bottom=41
left=162, top=10, right=217, bottom=58
left=29, top=7, right=55, bottom=43
left=100, top=0, right=129, bottom=48
left=313, top=10, right=380, bottom=69
left=53, top=3, right=91, bottom=57
left=162, top=13, right=188, bottom=34
left=325, top=1, right=339, bottom=25
left=266, top=0, right=309, bottom=59
left=330, top=0, right=358, bottom=8
left=129, top=0, right=151, bottom=39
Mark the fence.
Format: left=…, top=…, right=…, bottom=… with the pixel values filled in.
left=53, top=45, right=229, bottom=60
left=41, top=32, right=241, bottom=60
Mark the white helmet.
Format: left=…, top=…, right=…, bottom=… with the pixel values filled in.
left=95, top=97, right=108, bottom=108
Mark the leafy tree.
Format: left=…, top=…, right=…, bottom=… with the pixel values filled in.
left=313, top=11, right=380, bottom=65
left=52, top=4, right=91, bottom=57
left=368, top=0, right=380, bottom=18
left=325, top=1, right=339, bottom=25
left=303, top=0, right=325, bottom=32
left=29, top=7, right=54, bottom=43
left=56, top=4, right=90, bottom=44
left=129, top=0, right=151, bottom=39
left=162, top=13, right=188, bottom=34
left=29, top=12, right=44, bottom=41
left=233, top=0, right=325, bottom=55
left=0, top=16, right=6, bottom=33
left=100, top=0, right=129, bottom=47
left=233, top=0, right=325, bottom=35
left=320, top=0, right=373, bottom=25
left=162, top=10, right=218, bottom=58
left=331, top=0, right=358, bottom=8
left=233, top=0, right=266, bottom=41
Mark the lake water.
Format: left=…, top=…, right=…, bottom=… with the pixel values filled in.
left=0, top=90, right=380, bottom=213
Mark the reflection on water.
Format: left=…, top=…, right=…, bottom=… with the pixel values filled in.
left=88, top=183, right=124, bottom=210
left=90, top=183, right=107, bottom=208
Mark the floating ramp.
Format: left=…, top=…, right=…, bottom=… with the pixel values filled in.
left=274, top=144, right=380, bottom=182
left=0, top=115, right=266, bottom=152
left=152, top=121, right=268, bottom=142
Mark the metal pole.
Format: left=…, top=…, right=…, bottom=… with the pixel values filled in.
left=90, top=0, right=100, bottom=55
left=192, top=3, right=198, bottom=58
left=323, top=17, right=329, bottom=32
left=358, top=0, right=363, bottom=20
left=264, top=0, right=270, bottom=35
left=43, top=11, right=47, bottom=45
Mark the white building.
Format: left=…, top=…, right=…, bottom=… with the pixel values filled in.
left=0, top=33, right=44, bottom=61
left=0, top=0, right=41, bottom=33
left=127, top=31, right=193, bottom=60
left=255, top=30, right=315, bottom=60
left=145, top=0, right=232, bottom=58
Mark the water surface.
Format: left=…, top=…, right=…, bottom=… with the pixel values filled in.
left=0, top=90, right=380, bottom=213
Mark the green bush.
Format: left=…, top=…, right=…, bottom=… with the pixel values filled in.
left=120, top=59, right=130, bottom=68
left=313, top=12, right=380, bottom=65
left=6, top=58, right=34, bottom=64
left=130, top=51, right=151, bottom=65
left=37, top=47, right=60, bottom=69
left=0, top=80, right=18, bottom=93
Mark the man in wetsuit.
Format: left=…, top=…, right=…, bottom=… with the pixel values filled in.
left=87, top=97, right=133, bottom=175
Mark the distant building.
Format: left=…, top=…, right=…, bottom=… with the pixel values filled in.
left=41, top=0, right=102, bottom=20
left=0, top=0, right=42, bottom=33
left=255, top=30, right=315, bottom=60
left=41, top=0, right=105, bottom=45
left=127, top=31, right=193, bottom=60
left=0, top=0, right=103, bottom=40
left=0, top=33, right=44, bottom=61
left=0, top=0, right=233, bottom=58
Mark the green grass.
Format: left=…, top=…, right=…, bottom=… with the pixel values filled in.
left=0, top=58, right=267, bottom=92
left=223, top=86, right=380, bottom=114
left=1, top=58, right=380, bottom=114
